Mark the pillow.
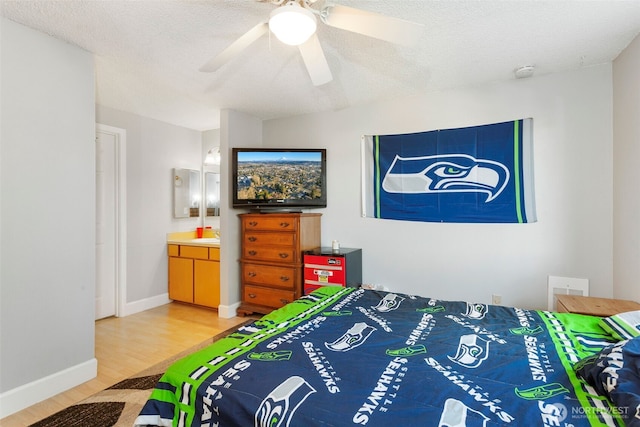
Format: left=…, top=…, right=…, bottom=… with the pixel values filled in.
left=600, top=311, right=640, bottom=340
left=575, top=337, right=640, bottom=426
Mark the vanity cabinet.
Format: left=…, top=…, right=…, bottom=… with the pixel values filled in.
left=238, top=212, right=321, bottom=315
left=168, top=244, right=220, bottom=308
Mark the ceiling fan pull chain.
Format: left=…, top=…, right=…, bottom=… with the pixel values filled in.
left=318, top=5, right=330, bottom=23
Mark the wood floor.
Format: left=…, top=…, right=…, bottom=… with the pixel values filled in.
left=1, top=302, right=250, bottom=426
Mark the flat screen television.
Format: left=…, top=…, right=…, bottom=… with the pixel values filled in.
left=231, top=148, right=327, bottom=210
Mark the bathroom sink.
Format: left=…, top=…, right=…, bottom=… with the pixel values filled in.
left=191, top=238, right=220, bottom=244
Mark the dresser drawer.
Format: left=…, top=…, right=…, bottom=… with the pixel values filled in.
left=242, top=215, right=298, bottom=232
left=243, top=285, right=295, bottom=309
left=243, top=245, right=296, bottom=263
left=242, top=263, right=297, bottom=289
left=244, top=232, right=295, bottom=246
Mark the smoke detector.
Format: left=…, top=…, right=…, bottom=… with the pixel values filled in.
left=514, top=65, right=535, bottom=79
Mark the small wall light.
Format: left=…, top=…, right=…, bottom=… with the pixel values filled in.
left=204, top=147, right=221, bottom=165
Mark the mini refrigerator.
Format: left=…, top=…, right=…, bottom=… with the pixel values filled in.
left=303, top=247, right=362, bottom=295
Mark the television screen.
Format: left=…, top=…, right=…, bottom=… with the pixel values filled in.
left=232, top=148, right=327, bottom=210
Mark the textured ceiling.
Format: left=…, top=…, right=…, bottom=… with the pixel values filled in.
left=2, top=0, right=640, bottom=131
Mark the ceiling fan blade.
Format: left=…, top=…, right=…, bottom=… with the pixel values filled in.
left=298, top=33, right=333, bottom=86
left=200, top=22, right=269, bottom=72
left=322, top=4, right=424, bottom=46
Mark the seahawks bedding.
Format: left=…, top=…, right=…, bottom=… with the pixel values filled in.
left=135, top=287, right=640, bottom=426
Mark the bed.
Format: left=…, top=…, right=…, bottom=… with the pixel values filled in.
left=134, top=286, right=640, bottom=426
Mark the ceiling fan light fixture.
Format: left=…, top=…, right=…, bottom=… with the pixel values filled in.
left=269, top=2, right=317, bottom=46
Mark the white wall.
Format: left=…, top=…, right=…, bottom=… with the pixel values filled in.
left=95, top=105, right=203, bottom=307
left=218, top=109, right=263, bottom=317
left=203, top=128, right=221, bottom=231
left=0, top=18, right=96, bottom=415
left=263, top=65, right=614, bottom=310
left=94, top=108, right=261, bottom=319
left=613, top=33, right=640, bottom=301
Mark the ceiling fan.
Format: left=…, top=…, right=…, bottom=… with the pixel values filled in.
left=200, top=0, right=424, bottom=86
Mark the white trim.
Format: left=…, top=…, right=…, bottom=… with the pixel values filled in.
left=0, top=358, right=97, bottom=418
left=361, top=135, right=367, bottom=217
left=122, top=293, right=172, bottom=317
left=218, top=301, right=241, bottom=319
left=96, top=123, right=127, bottom=317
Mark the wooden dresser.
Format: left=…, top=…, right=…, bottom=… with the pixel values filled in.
left=238, top=212, right=321, bottom=315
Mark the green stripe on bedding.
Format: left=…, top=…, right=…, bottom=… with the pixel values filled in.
left=166, top=286, right=354, bottom=426
left=541, top=312, right=622, bottom=426
left=600, top=311, right=640, bottom=340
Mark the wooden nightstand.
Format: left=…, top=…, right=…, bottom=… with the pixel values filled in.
left=556, top=295, right=640, bottom=317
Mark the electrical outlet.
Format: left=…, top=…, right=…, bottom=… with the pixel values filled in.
left=492, top=294, right=502, bottom=305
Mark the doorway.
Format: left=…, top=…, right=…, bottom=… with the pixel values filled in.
left=95, top=124, right=127, bottom=319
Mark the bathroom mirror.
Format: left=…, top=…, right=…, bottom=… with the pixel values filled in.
left=205, top=172, right=220, bottom=217
left=173, top=168, right=201, bottom=218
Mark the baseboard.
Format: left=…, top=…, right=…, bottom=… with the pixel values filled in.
left=0, top=358, right=97, bottom=419
left=121, top=293, right=171, bottom=317
left=121, top=294, right=238, bottom=318
left=218, top=301, right=241, bottom=319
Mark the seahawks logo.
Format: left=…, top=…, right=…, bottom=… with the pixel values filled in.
left=325, top=322, right=376, bottom=352
left=514, top=383, right=569, bottom=400
left=448, top=334, right=490, bottom=368
left=382, top=154, right=509, bottom=202
left=248, top=351, right=293, bottom=362
left=386, top=345, right=427, bottom=357
left=439, top=398, right=489, bottom=427
left=464, top=303, right=488, bottom=320
left=509, top=325, right=543, bottom=336
left=373, top=293, right=405, bottom=313
left=254, top=376, right=315, bottom=427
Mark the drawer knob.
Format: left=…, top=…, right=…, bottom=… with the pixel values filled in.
left=248, top=236, right=257, bottom=242
left=248, top=272, right=257, bottom=277
left=278, top=253, right=289, bottom=259
left=248, top=293, right=257, bottom=299
left=280, top=299, right=290, bottom=304
left=248, top=250, right=257, bottom=256
left=279, top=276, right=290, bottom=282
left=248, top=221, right=258, bottom=227
left=279, top=222, right=290, bottom=228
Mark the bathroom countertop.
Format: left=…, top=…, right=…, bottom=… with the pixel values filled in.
left=167, top=231, right=220, bottom=247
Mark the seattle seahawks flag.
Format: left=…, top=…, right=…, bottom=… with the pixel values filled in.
left=362, top=119, right=536, bottom=223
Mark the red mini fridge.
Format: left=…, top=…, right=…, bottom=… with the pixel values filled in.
left=303, top=247, right=362, bottom=295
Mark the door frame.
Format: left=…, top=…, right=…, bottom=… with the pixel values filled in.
left=96, top=123, right=127, bottom=317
